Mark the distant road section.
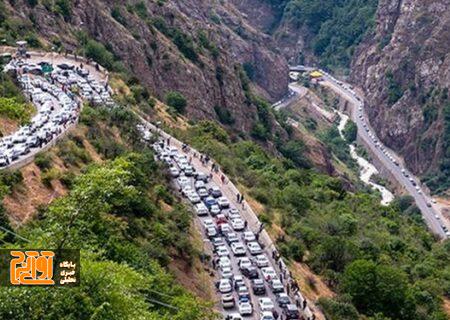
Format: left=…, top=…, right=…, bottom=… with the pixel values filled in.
left=287, top=66, right=448, bottom=239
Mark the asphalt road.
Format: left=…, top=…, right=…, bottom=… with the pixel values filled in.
left=156, top=140, right=300, bottom=319
left=138, top=121, right=318, bottom=319
left=318, top=74, right=449, bottom=239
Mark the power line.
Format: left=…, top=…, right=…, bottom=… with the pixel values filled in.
left=0, top=226, right=30, bottom=243
left=147, top=298, right=179, bottom=311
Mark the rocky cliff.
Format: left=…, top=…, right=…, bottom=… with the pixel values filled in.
left=351, top=0, right=450, bottom=192
left=2, top=0, right=289, bottom=134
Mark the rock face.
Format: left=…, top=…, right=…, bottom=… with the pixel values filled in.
left=5, top=0, right=289, bottom=134
left=351, top=0, right=450, bottom=178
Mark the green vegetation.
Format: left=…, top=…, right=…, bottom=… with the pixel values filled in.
left=165, top=91, right=187, bottom=114
left=34, top=152, right=53, bottom=170
left=0, top=105, right=216, bottom=319
left=386, top=70, right=404, bottom=105
left=0, top=72, right=34, bottom=127
left=274, top=0, right=378, bottom=70
left=0, top=153, right=216, bottom=320
left=171, top=120, right=450, bottom=320
left=0, top=3, right=41, bottom=47
left=320, top=126, right=356, bottom=169
left=150, top=17, right=199, bottom=62
left=0, top=97, right=33, bottom=125
left=422, top=89, right=450, bottom=194
left=343, top=120, right=357, bottom=143
left=214, top=105, right=235, bottom=125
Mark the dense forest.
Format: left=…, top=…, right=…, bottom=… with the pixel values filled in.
left=170, top=120, right=450, bottom=320
left=267, top=0, right=378, bottom=70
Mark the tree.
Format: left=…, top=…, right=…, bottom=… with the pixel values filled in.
left=343, top=120, right=357, bottom=143
left=341, top=259, right=411, bottom=319
left=165, top=91, right=187, bottom=114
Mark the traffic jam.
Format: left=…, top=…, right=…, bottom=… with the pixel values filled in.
left=151, top=138, right=303, bottom=320
left=0, top=58, right=113, bottom=167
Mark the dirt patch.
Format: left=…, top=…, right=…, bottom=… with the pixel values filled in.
left=0, top=118, right=19, bottom=136
left=443, top=297, right=450, bottom=318
left=290, top=261, right=335, bottom=302
left=169, top=225, right=216, bottom=302
left=3, top=163, right=67, bottom=225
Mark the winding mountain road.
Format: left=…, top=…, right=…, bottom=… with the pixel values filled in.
left=288, top=67, right=449, bottom=239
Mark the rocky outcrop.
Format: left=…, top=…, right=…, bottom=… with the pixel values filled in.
left=351, top=0, right=450, bottom=177
left=5, top=0, right=289, bottom=134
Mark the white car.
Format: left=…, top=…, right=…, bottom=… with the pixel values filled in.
left=247, top=241, right=262, bottom=255
left=217, top=196, right=230, bottom=208
left=194, top=203, right=208, bottom=216
left=181, top=186, right=193, bottom=197
left=168, top=146, right=178, bottom=157
left=176, top=176, right=190, bottom=188
left=220, top=223, right=232, bottom=235
left=206, top=227, right=217, bottom=238
left=231, top=218, right=245, bottom=231
left=216, top=245, right=230, bottom=257
left=261, top=267, right=277, bottom=281
left=219, top=256, right=231, bottom=269
left=197, top=188, right=209, bottom=198
left=227, top=313, right=243, bottom=320
left=258, top=297, right=274, bottom=312
left=231, top=242, right=247, bottom=256
left=238, top=257, right=252, bottom=270
left=210, top=204, right=221, bottom=216
left=194, top=180, right=205, bottom=190
left=187, top=191, right=201, bottom=204
left=238, top=301, right=253, bottom=316
left=255, top=254, right=269, bottom=267
left=269, top=279, right=284, bottom=293
left=184, top=165, right=194, bottom=176
left=260, top=311, right=275, bottom=320
left=169, top=166, right=180, bottom=177
left=242, top=231, right=256, bottom=243
left=218, top=279, right=232, bottom=293
left=203, top=218, right=214, bottom=229
left=221, top=266, right=233, bottom=279
left=228, top=210, right=241, bottom=220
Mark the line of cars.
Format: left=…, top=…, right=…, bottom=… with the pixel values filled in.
left=332, top=76, right=450, bottom=237
left=152, top=140, right=301, bottom=320
left=0, top=59, right=113, bottom=167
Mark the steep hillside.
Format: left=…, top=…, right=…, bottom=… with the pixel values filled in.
left=0, top=0, right=288, bottom=134
left=232, top=0, right=378, bottom=72
left=351, top=0, right=450, bottom=194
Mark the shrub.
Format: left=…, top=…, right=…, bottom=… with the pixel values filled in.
left=84, top=40, right=118, bottom=71
left=34, top=153, right=52, bottom=170
left=41, top=168, right=62, bottom=188
left=165, top=91, right=187, bottom=113
left=111, top=6, right=126, bottom=26
left=214, top=105, right=234, bottom=125
left=343, top=120, right=357, bottom=143
left=0, top=97, right=33, bottom=124
left=55, top=0, right=71, bottom=20
left=172, top=29, right=198, bottom=62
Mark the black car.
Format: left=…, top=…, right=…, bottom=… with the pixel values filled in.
left=208, top=186, right=222, bottom=198
left=283, top=304, right=300, bottom=320
left=251, top=279, right=266, bottom=295
left=57, top=63, right=74, bottom=70
left=276, top=293, right=290, bottom=308
left=241, top=266, right=259, bottom=279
